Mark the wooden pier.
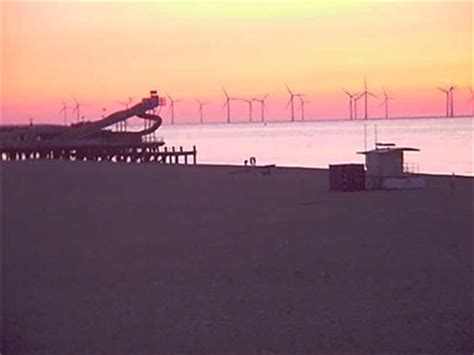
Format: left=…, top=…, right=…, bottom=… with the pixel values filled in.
left=0, top=143, right=197, bottom=165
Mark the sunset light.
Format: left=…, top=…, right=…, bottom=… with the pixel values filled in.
left=3, top=1, right=472, bottom=124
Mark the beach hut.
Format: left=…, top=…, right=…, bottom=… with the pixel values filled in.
left=357, top=143, right=425, bottom=189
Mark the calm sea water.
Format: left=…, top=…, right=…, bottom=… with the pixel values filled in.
left=152, top=117, right=472, bottom=176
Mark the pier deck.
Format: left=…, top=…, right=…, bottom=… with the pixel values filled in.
left=0, top=143, right=197, bottom=165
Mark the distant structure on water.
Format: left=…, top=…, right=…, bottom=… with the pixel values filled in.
left=285, top=84, right=304, bottom=122
left=251, top=94, right=269, bottom=122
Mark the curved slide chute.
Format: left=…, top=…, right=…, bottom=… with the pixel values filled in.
left=134, top=112, right=163, bottom=136
left=53, top=93, right=163, bottom=141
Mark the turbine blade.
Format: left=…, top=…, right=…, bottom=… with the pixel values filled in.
left=222, top=88, right=229, bottom=99
left=355, top=93, right=364, bottom=101
left=285, top=83, right=293, bottom=95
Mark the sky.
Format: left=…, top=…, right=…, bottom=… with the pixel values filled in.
left=2, top=1, right=473, bottom=125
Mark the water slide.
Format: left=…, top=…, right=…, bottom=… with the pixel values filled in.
left=53, top=94, right=163, bottom=141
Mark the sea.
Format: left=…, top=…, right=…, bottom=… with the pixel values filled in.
left=147, top=117, right=472, bottom=176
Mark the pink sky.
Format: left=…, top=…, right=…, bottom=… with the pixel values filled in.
left=2, top=1, right=472, bottom=125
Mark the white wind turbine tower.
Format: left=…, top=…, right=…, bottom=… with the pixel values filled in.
left=438, top=86, right=451, bottom=117
left=354, top=93, right=364, bottom=119
left=59, top=100, right=70, bottom=125
left=166, top=92, right=182, bottom=125
left=285, top=84, right=304, bottom=122
left=298, top=97, right=311, bottom=121
left=448, top=85, right=456, bottom=117
left=360, top=77, right=377, bottom=120
left=251, top=94, right=269, bottom=122
left=222, top=88, right=240, bottom=123
left=196, top=98, right=208, bottom=124
left=235, top=97, right=253, bottom=122
left=71, top=98, right=84, bottom=123
left=381, top=88, right=395, bottom=119
left=118, top=97, right=133, bottom=131
left=342, top=90, right=359, bottom=120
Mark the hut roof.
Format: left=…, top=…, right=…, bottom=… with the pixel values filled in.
left=357, top=147, right=420, bottom=155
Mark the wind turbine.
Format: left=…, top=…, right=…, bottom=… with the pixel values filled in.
left=118, top=97, right=133, bottom=131
left=468, top=86, right=474, bottom=117
left=119, top=97, right=133, bottom=109
left=71, top=98, right=83, bottom=123
left=449, top=85, right=456, bottom=117
left=196, top=98, right=208, bottom=124
left=354, top=92, right=364, bottom=120
left=235, top=98, right=253, bottom=122
left=342, top=90, right=359, bottom=120
left=438, top=87, right=450, bottom=117
left=166, top=92, right=182, bottom=125
left=298, top=97, right=310, bottom=121
left=360, top=77, right=377, bottom=120
left=222, top=88, right=239, bottom=123
left=251, top=94, right=269, bottom=122
left=59, top=100, right=70, bottom=125
left=381, top=88, right=395, bottom=119
left=285, top=84, right=304, bottom=122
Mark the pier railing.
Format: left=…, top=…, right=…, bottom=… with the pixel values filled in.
left=1, top=143, right=197, bottom=165
left=403, top=162, right=419, bottom=175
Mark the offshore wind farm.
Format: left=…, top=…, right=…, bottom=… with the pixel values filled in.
left=44, top=79, right=474, bottom=127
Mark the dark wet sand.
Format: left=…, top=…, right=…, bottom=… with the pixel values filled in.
left=2, top=161, right=473, bottom=354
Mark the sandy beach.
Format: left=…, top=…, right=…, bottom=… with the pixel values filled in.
left=2, top=161, right=473, bottom=354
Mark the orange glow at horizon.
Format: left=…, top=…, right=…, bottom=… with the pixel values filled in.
left=2, top=1, right=472, bottom=124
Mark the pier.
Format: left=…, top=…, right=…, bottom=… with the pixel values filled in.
left=0, top=143, right=197, bottom=165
